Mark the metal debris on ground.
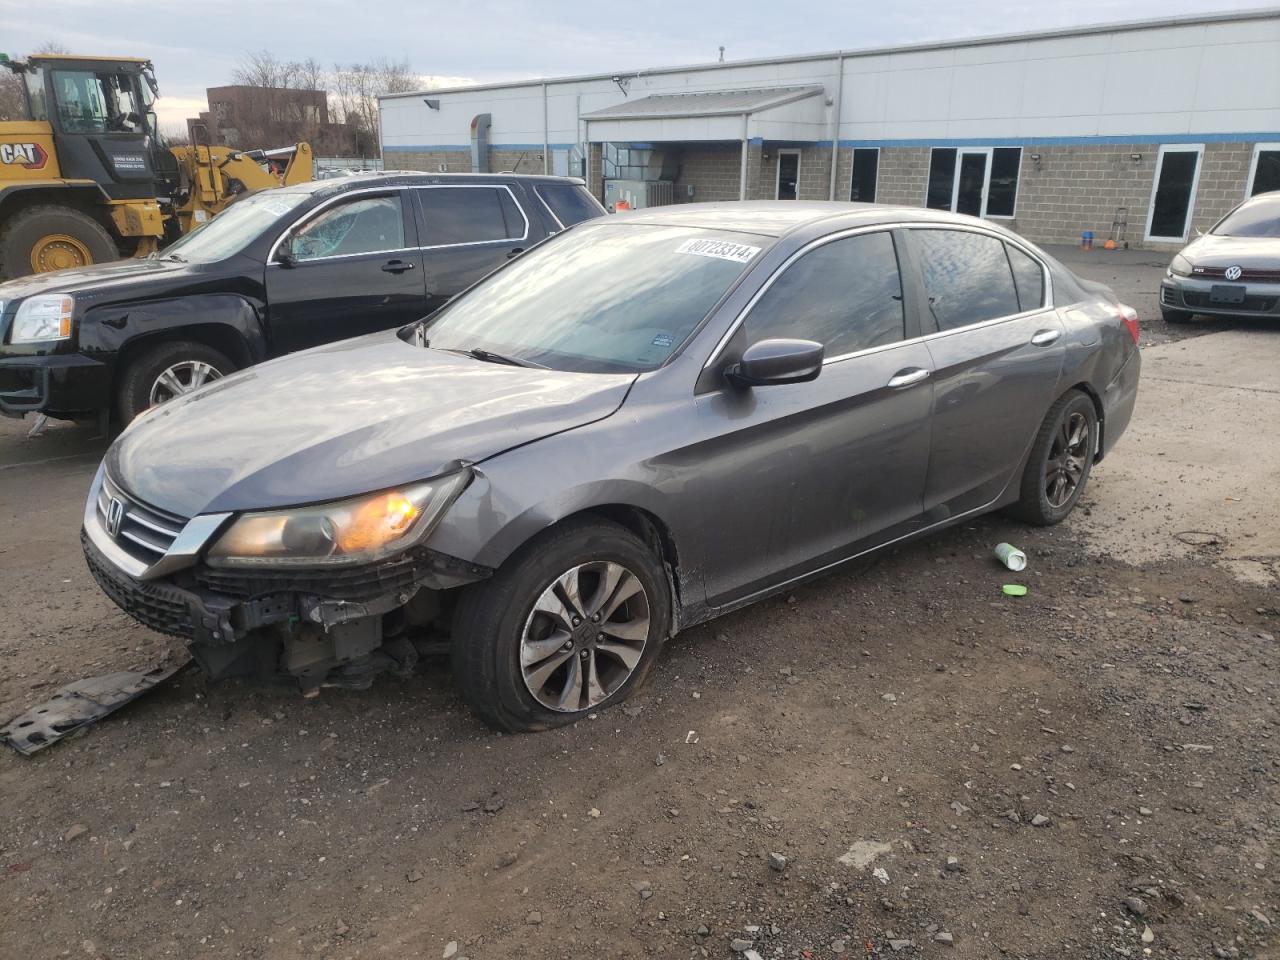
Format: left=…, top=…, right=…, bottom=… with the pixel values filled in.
left=994, top=542, right=1028, bottom=571
left=1, top=660, right=189, bottom=756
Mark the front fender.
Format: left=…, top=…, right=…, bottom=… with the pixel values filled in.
left=79, top=293, right=268, bottom=362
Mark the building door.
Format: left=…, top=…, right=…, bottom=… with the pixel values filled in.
left=776, top=150, right=800, bottom=200
left=1146, top=145, right=1203, bottom=242
left=850, top=148, right=879, bottom=202
left=1248, top=143, right=1280, bottom=196
left=953, top=149, right=990, bottom=216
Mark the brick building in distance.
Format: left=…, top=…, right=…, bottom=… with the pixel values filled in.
left=379, top=9, right=1280, bottom=250
left=187, top=86, right=361, bottom=156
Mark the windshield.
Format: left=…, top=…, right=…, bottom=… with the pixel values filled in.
left=1211, top=195, right=1280, bottom=238
left=422, top=223, right=766, bottom=373
left=159, top=191, right=310, bottom=263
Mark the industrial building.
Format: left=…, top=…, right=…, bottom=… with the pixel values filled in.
left=379, top=9, right=1280, bottom=249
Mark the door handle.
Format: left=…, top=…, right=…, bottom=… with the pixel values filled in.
left=887, top=367, right=931, bottom=389
left=381, top=260, right=416, bottom=274
left=506, top=247, right=525, bottom=260
left=1030, top=328, right=1061, bottom=346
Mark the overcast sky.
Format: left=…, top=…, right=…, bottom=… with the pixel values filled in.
left=2, top=0, right=1273, bottom=130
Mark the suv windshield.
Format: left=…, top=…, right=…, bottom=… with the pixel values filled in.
left=422, top=223, right=766, bottom=373
left=159, top=191, right=310, bottom=263
left=1212, top=195, right=1280, bottom=238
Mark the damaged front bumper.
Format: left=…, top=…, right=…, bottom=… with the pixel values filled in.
left=80, top=466, right=492, bottom=688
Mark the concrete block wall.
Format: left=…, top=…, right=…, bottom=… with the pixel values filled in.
left=872, top=142, right=1258, bottom=250
left=672, top=145, right=744, bottom=203
left=382, top=149, right=547, bottom=174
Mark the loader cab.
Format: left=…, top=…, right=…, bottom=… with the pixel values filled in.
left=18, top=55, right=160, bottom=200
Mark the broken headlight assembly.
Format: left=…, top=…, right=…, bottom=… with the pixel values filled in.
left=205, top=470, right=470, bottom=568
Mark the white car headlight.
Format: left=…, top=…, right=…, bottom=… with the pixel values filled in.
left=10, top=294, right=74, bottom=343
left=1167, top=254, right=1192, bottom=278
left=205, top=470, right=470, bottom=568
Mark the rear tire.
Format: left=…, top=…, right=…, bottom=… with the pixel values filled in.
left=451, top=517, right=671, bottom=732
left=116, top=340, right=235, bottom=425
left=1008, top=389, right=1098, bottom=526
left=1160, top=306, right=1192, bottom=324
left=0, top=204, right=118, bottom=279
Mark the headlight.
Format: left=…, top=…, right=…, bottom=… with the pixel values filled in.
left=205, top=471, right=470, bottom=568
left=10, top=294, right=74, bottom=343
left=1167, top=254, right=1192, bottom=278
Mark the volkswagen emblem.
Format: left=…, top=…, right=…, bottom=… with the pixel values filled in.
left=1224, top=265, right=1243, bottom=281
left=105, top=497, right=125, bottom=537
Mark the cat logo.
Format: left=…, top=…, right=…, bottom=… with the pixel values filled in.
left=0, top=142, right=49, bottom=170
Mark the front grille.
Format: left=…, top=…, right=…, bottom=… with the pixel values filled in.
left=83, top=530, right=194, bottom=637
left=1192, top=266, right=1280, bottom=282
left=96, top=474, right=187, bottom=567
left=197, top=551, right=421, bottom=602
left=1181, top=291, right=1279, bottom=312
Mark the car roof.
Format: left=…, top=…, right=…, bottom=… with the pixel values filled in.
left=276, top=171, right=589, bottom=197
left=612, top=200, right=993, bottom=238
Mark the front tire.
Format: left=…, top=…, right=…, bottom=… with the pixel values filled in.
left=451, top=518, right=671, bottom=732
left=116, top=340, right=235, bottom=425
left=0, top=204, right=118, bottom=278
left=1009, top=389, right=1098, bottom=526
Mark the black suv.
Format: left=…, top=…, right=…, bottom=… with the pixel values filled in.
left=0, top=173, right=605, bottom=424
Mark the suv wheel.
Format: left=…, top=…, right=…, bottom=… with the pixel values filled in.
left=1008, top=389, right=1098, bottom=526
left=452, top=518, right=671, bottom=732
left=117, top=340, right=235, bottom=425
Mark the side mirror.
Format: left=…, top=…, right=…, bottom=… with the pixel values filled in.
left=275, top=235, right=296, bottom=267
left=725, top=338, right=824, bottom=387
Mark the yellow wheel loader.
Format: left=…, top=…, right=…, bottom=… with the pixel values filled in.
left=0, top=53, right=312, bottom=278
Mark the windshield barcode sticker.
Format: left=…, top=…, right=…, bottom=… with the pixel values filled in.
left=675, top=238, right=761, bottom=263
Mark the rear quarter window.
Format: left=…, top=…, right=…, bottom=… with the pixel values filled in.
left=536, top=183, right=604, bottom=227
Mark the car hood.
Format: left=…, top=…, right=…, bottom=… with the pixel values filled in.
left=0, top=257, right=191, bottom=298
left=107, top=332, right=636, bottom=517
left=1182, top=234, right=1280, bottom=270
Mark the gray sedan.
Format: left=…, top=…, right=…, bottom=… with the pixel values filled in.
left=81, top=202, right=1141, bottom=731
left=1161, top=191, right=1280, bottom=322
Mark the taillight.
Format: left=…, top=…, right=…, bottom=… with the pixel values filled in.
left=1118, top=303, right=1140, bottom=344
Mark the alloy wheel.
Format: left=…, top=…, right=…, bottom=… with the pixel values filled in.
left=519, top=561, right=650, bottom=712
left=148, top=361, right=223, bottom=406
left=1044, top=411, right=1090, bottom=508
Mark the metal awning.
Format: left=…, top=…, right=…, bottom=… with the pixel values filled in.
left=581, top=85, right=824, bottom=121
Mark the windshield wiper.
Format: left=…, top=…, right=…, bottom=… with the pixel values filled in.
left=441, top=346, right=543, bottom=369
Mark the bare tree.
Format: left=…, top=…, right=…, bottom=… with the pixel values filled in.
left=225, top=50, right=329, bottom=149
left=0, top=41, right=69, bottom=121
left=331, top=58, right=417, bottom=156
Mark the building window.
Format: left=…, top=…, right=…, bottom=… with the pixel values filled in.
left=925, top=146, right=1022, bottom=218
left=776, top=150, right=800, bottom=200
left=926, top=149, right=956, bottom=210
left=986, top=148, right=1021, bottom=218
left=1248, top=143, right=1280, bottom=197
left=1146, top=144, right=1203, bottom=242
left=850, top=148, right=879, bottom=203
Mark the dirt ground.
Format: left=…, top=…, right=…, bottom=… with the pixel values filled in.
left=0, top=249, right=1276, bottom=960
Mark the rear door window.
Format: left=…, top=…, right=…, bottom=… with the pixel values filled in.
left=415, top=186, right=526, bottom=247
left=535, top=183, right=604, bottom=227
left=744, top=231, right=905, bottom=358
left=1007, top=244, right=1046, bottom=311
left=912, top=229, right=1021, bottom=331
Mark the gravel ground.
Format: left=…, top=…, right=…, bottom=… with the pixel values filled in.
left=0, top=253, right=1276, bottom=960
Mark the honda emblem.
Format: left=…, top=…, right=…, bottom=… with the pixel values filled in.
left=106, top=497, right=125, bottom=537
